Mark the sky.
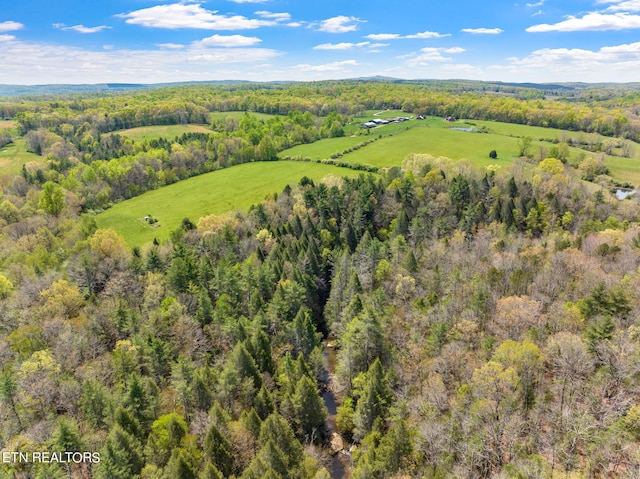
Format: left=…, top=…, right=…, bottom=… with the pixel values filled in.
left=2, top=0, right=640, bottom=84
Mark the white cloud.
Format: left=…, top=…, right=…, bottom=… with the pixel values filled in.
left=157, top=43, right=185, bottom=49
left=255, top=11, right=291, bottom=22
left=193, top=34, right=262, bottom=47
left=461, top=27, right=504, bottom=34
left=54, top=24, right=111, bottom=34
left=0, top=21, right=23, bottom=32
left=117, top=3, right=275, bottom=30
left=526, top=1, right=545, bottom=7
left=401, top=46, right=465, bottom=66
left=365, top=33, right=401, bottom=40
left=501, top=41, right=640, bottom=81
left=406, top=31, right=450, bottom=39
left=527, top=12, right=640, bottom=32
left=317, top=16, right=364, bottom=33
left=313, top=42, right=370, bottom=50
left=365, top=30, right=449, bottom=40
left=0, top=34, right=16, bottom=42
left=604, top=0, right=640, bottom=11
left=0, top=37, right=280, bottom=84
left=294, top=60, right=359, bottom=72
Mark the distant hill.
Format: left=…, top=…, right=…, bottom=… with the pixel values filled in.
left=3, top=78, right=640, bottom=98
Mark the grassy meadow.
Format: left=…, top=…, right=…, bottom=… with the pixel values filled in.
left=0, top=137, right=43, bottom=175
left=282, top=115, right=640, bottom=183
left=209, top=111, right=280, bottom=122
left=117, top=124, right=213, bottom=141
left=95, top=161, right=363, bottom=245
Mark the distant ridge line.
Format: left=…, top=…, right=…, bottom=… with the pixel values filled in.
left=2, top=78, right=640, bottom=97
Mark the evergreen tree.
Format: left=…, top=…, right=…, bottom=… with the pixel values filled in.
left=95, top=425, right=145, bottom=479
left=204, top=422, right=235, bottom=477
left=259, top=413, right=304, bottom=470
left=353, top=359, right=392, bottom=440
left=291, top=374, right=328, bottom=443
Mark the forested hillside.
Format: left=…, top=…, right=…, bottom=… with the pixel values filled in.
left=1, top=81, right=640, bottom=478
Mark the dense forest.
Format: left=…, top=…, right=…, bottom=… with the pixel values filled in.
left=1, top=81, right=640, bottom=478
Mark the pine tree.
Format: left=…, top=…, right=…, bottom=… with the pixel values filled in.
left=353, top=359, right=392, bottom=440
left=95, top=425, right=144, bottom=479
left=259, top=413, right=304, bottom=470
left=291, top=374, right=328, bottom=443
left=204, top=422, right=235, bottom=477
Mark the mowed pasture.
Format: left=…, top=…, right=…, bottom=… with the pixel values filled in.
left=0, top=137, right=43, bottom=175
left=209, top=111, right=280, bottom=122
left=95, top=161, right=363, bottom=246
left=117, top=124, right=213, bottom=142
left=285, top=116, right=640, bottom=183
left=281, top=136, right=372, bottom=160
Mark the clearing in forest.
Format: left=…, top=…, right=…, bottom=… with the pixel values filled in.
left=95, top=160, right=363, bottom=246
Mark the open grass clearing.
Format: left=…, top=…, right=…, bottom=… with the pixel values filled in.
left=338, top=127, right=522, bottom=168
left=0, top=138, right=43, bottom=175
left=280, top=136, right=375, bottom=160
left=95, top=161, right=364, bottom=246
left=116, top=124, right=213, bottom=142
left=0, top=120, right=17, bottom=130
left=209, top=111, right=281, bottom=122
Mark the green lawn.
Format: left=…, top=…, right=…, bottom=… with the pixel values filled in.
left=209, top=111, right=280, bottom=122
left=280, top=136, right=373, bottom=160
left=116, top=124, right=213, bottom=142
left=95, top=161, right=364, bottom=246
left=0, top=137, right=43, bottom=175
left=339, top=126, right=522, bottom=168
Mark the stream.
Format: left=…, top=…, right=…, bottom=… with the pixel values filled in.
left=322, top=341, right=351, bottom=479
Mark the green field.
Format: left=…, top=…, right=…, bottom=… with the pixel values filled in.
left=0, top=137, right=43, bottom=175
left=280, top=136, right=373, bottom=160
left=209, top=111, right=280, bottom=122
left=282, top=116, right=640, bottom=183
left=117, top=124, right=213, bottom=141
left=95, top=161, right=364, bottom=245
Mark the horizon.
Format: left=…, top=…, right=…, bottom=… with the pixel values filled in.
left=3, top=1, right=640, bottom=85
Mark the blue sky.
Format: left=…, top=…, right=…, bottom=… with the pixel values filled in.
left=2, top=0, right=640, bottom=84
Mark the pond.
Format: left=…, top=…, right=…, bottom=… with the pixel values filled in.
left=616, top=189, right=636, bottom=200
left=449, top=127, right=473, bottom=132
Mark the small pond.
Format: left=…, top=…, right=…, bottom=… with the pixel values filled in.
left=450, top=127, right=473, bottom=132
left=616, top=189, right=636, bottom=200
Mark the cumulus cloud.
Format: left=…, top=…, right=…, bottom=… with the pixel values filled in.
left=0, top=21, right=23, bottom=32
left=294, top=60, right=359, bottom=72
left=0, top=37, right=280, bottom=84
left=317, top=16, right=364, bottom=33
left=527, top=12, right=640, bottom=31
left=605, top=0, right=640, bottom=11
left=501, top=41, right=640, bottom=81
left=401, top=47, right=465, bottom=66
left=365, top=30, right=449, bottom=40
left=461, top=27, right=504, bottom=34
left=193, top=34, right=262, bottom=47
left=365, top=33, right=401, bottom=40
left=54, top=24, right=111, bottom=33
left=0, top=34, right=16, bottom=42
left=255, top=11, right=292, bottom=22
left=313, top=42, right=370, bottom=50
left=117, top=3, right=276, bottom=30
left=157, top=43, right=185, bottom=49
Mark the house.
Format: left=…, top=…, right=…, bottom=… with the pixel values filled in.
left=445, top=116, right=456, bottom=122
left=361, top=121, right=377, bottom=128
